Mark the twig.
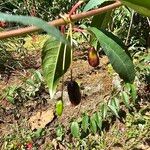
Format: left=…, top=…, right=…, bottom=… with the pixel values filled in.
left=69, top=0, right=84, bottom=18
left=0, top=1, right=122, bottom=40
left=147, top=17, right=150, bottom=27
left=125, top=10, right=134, bottom=46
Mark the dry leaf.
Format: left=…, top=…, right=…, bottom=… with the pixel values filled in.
left=29, top=109, right=54, bottom=130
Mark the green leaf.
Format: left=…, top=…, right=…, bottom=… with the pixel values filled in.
left=109, top=98, right=120, bottom=112
left=55, top=100, right=64, bottom=116
left=130, top=83, right=137, bottom=103
left=33, top=128, right=44, bottom=139
left=101, top=103, right=108, bottom=119
left=89, top=27, right=135, bottom=83
left=90, top=115, right=97, bottom=134
left=42, top=37, right=71, bottom=98
left=26, top=79, right=35, bottom=86
left=91, top=11, right=112, bottom=29
left=71, top=122, right=80, bottom=138
left=7, top=86, right=17, bottom=96
left=122, top=91, right=130, bottom=108
left=113, top=98, right=120, bottom=112
left=83, top=0, right=110, bottom=11
left=7, top=96, right=15, bottom=104
left=91, top=1, right=113, bottom=30
left=0, top=12, right=67, bottom=44
left=34, top=70, right=43, bottom=82
left=94, top=112, right=102, bottom=130
left=81, top=113, right=89, bottom=133
left=108, top=99, right=120, bottom=118
left=121, top=0, right=150, bottom=17
left=56, top=125, right=64, bottom=141
left=125, top=83, right=131, bottom=93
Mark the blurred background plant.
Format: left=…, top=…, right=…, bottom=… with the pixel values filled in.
left=0, top=0, right=78, bottom=21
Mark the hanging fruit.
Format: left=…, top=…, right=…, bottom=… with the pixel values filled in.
left=88, top=47, right=99, bottom=67
left=67, top=80, right=81, bottom=106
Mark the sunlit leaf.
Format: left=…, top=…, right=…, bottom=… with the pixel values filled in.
left=90, top=115, right=97, bottom=134
left=100, top=103, right=108, bottom=119
left=130, top=83, right=137, bottom=103
left=42, top=37, right=71, bottom=98
left=113, top=98, right=120, bottom=112
left=55, top=100, right=64, bottom=116
left=108, top=99, right=120, bottom=118
left=122, top=91, right=130, bottom=108
left=81, top=113, right=89, bottom=133
left=125, top=83, right=131, bottom=93
left=71, top=122, right=80, bottom=138
left=7, top=96, right=15, bottom=104
left=94, top=112, right=102, bottom=130
left=56, top=125, right=64, bottom=141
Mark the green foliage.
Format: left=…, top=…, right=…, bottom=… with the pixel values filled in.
left=108, top=99, right=120, bottom=118
left=89, top=27, right=135, bottom=83
left=0, top=12, right=67, bottom=44
left=101, top=103, right=108, bottom=119
left=0, top=0, right=78, bottom=20
left=55, top=100, right=64, bottom=116
left=90, top=115, right=97, bottom=134
left=0, top=70, right=44, bottom=106
left=121, top=0, right=150, bottom=17
left=42, top=37, right=71, bottom=98
left=69, top=81, right=139, bottom=138
left=93, top=112, right=102, bottom=130
left=81, top=113, right=89, bottom=133
left=122, top=91, right=130, bottom=109
left=125, top=83, right=137, bottom=104
left=3, top=86, right=17, bottom=104
left=83, top=0, right=110, bottom=11
left=56, top=125, right=64, bottom=141
left=71, top=122, right=80, bottom=138
left=91, top=11, right=112, bottom=29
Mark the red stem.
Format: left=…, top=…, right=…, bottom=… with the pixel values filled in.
left=69, top=1, right=84, bottom=18
left=73, top=27, right=85, bottom=33
left=61, top=25, right=66, bottom=34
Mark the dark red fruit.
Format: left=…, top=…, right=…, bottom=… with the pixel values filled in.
left=67, top=81, right=81, bottom=106
left=88, top=47, right=99, bottom=67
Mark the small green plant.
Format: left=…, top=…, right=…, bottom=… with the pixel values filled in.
left=68, top=82, right=138, bottom=138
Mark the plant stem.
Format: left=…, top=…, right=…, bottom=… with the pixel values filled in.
left=0, top=1, right=122, bottom=40
left=69, top=23, right=73, bottom=82
left=147, top=17, right=150, bottom=27
left=125, top=10, right=134, bottom=46
left=69, top=0, right=84, bottom=18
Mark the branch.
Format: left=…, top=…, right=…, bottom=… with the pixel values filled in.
left=0, top=1, right=122, bottom=40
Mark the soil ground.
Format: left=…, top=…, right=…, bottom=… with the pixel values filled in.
left=0, top=48, right=150, bottom=150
